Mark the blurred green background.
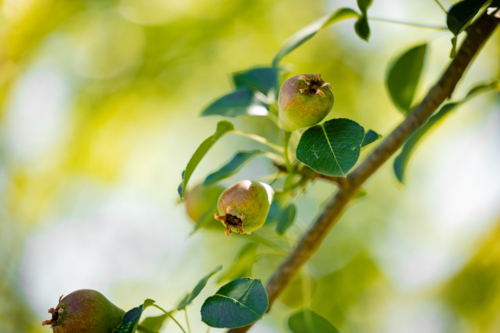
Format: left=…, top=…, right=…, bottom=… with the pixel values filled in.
left=1, top=0, right=500, bottom=332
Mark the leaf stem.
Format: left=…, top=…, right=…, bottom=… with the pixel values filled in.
left=253, top=173, right=286, bottom=182
left=267, top=111, right=282, bottom=129
left=184, top=309, right=191, bottom=333
left=434, top=0, right=448, bottom=14
left=151, top=304, right=187, bottom=333
left=263, top=151, right=286, bottom=163
left=283, top=130, right=293, bottom=172
left=232, top=130, right=284, bottom=153
left=369, top=17, right=447, bottom=30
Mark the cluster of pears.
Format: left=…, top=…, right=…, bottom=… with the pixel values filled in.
left=184, top=73, right=333, bottom=236
left=41, top=73, right=334, bottom=332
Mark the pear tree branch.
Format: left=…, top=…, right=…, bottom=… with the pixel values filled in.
left=229, top=8, right=499, bottom=333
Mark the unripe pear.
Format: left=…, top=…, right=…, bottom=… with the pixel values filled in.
left=185, top=183, right=225, bottom=230
left=214, top=180, right=273, bottom=236
left=278, top=73, right=334, bottom=132
left=42, top=289, right=125, bottom=333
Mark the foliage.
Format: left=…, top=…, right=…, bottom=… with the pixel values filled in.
left=288, top=309, right=340, bottom=333
left=201, top=278, right=268, bottom=328
left=175, top=1, right=500, bottom=330
left=1, top=0, right=499, bottom=332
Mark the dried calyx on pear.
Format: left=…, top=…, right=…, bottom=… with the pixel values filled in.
left=214, top=180, right=273, bottom=236
left=279, top=72, right=334, bottom=132
left=42, top=289, right=125, bottom=333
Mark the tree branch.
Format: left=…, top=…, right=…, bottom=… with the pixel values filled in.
left=229, top=9, right=499, bottom=333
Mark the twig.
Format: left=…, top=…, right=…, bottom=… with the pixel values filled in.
left=314, top=174, right=349, bottom=188
left=272, top=162, right=349, bottom=188
left=228, top=8, right=499, bottom=333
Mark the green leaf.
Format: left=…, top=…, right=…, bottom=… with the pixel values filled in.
left=177, top=266, right=223, bottom=310
left=361, top=129, right=382, bottom=148
left=204, top=150, right=266, bottom=186
left=272, top=8, right=359, bottom=67
left=139, top=315, right=168, bottom=333
left=465, top=81, right=500, bottom=98
left=190, top=206, right=220, bottom=236
left=354, top=15, right=370, bottom=41
left=276, top=204, right=297, bottom=235
left=232, top=67, right=278, bottom=95
left=288, top=309, right=340, bottom=333
left=200, top=88, right=268, bottom=117
left=218, top=243, right=258, bottom=283
left=136, top=325, right=156, bottom=333
left=181, top=120, right=234, bottom=197
left=394, top=103, right=458, bottom=182
left=354, top=0, right=372, bottom=41
left=296, top=118, right=365, bottom=177
left=279, top=274, right=317, bottom=309
left=201, top=278, right=268, bottom=329
left=386, top=43, right=427, bottom=113
left=447, top=0, right=488, bottom=35
left=356, top=0, right=373, bottom=14
left=264, top=199, right=284, bottom=225
left=394, top=81, right=499, bottom=182
left=113, top=299, right=155, bottom=333
left=177, top=170, right=185, bottom=199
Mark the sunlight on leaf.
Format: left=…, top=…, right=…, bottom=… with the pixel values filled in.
left=200, top=89, right=268, bottom=117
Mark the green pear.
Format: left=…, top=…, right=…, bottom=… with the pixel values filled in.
left=42, top=289, right=125, bottom=333
left=279, top=73, right=334, bottom=132
left=215, top=180, right=273, bottom=236
left=185, top=183, right=226, bottom=230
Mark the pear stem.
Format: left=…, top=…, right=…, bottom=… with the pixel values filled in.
left=283, top=130, right=293, bottom=172
left=184, top=309, right=192, bottom=333
left=232, top=130, right=284, bottom=153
